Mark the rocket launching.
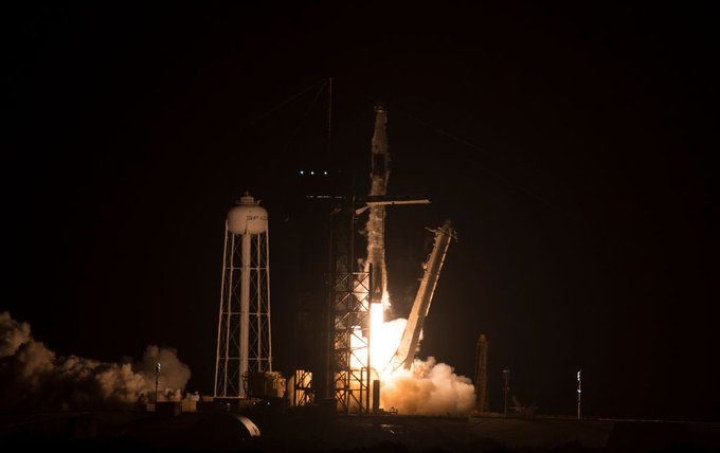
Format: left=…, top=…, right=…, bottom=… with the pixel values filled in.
left=364, top=105, right=391, bottom=310
left=332, top=102, right=473, bottom=416
left=359, top=105, right=457, bottom=374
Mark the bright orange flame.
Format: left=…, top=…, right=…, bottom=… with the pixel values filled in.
left=347, top=297, right=406, bottom=381
left=370, top=302, right=407, bottom=379
left=370, top=302, right=384, bottom=368
left=350, top=326, right=366, bottom=370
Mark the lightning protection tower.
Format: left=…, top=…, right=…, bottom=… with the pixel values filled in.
left=474, top=333, right=489, bottom=414
left=214, top=192, right=273, bottom=399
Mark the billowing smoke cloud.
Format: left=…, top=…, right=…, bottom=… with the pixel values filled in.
left=0, top=311, right=191, bottom=414
left=380, top=356, right=476, bottom=416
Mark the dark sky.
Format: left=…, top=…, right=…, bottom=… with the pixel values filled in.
left=6, top=2, right=716, bottom=421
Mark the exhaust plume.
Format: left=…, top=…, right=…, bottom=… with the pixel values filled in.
left=380, top=356, right=476, bottom=416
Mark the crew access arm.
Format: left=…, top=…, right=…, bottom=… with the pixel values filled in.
left=392, top=220, right=456, bottom=370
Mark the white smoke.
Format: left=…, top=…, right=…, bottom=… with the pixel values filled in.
left=380, top=356, right=476, bottom=416
left=0, top=311, right=191, bottom=413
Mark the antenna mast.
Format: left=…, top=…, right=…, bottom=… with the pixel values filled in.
left=327, top=77, right=333, bottom=159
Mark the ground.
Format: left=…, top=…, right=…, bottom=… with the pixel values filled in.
left=2, top=408, right=719, bottom=452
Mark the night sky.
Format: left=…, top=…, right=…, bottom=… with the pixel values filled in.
left=6, top=2, right=716, bottom=421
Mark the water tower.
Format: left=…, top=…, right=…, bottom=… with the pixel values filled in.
left=214, top=192, right=273, bottom=399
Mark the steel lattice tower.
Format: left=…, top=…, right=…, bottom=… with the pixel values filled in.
left=325, top=201, right=372, bottom=413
